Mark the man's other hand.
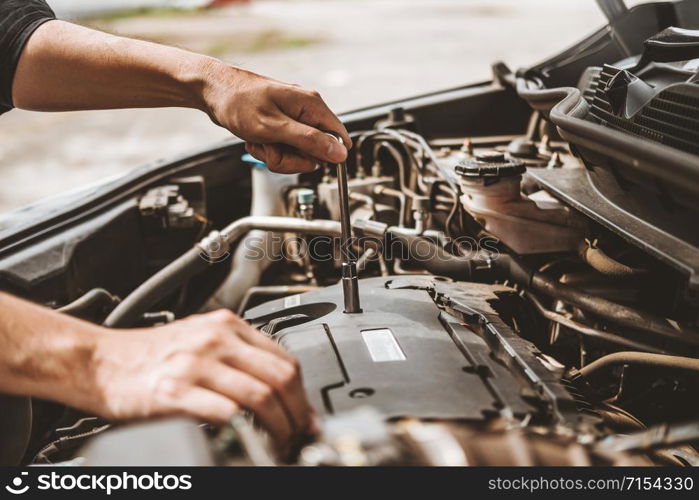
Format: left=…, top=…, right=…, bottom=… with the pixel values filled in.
left=91, top=309, right=315, bottom=452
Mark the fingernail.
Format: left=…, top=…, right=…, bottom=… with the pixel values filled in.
left=327, top=141, right=347, bottom=162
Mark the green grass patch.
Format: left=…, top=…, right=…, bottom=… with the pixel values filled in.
left=80, top=6, right=203, bottom=24
left=205, top=30, right=321, bottom=56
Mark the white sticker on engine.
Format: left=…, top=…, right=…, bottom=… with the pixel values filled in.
left=283, top=294, right=301, bottom=308
left=361, top=328, right=406, bottom=362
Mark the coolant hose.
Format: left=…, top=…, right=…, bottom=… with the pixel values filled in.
left=578, top=239, right=644, bottom=277
left=58, top=288, right=120, bottom=319
left=578, top=352, right=699, bottom=379
left=104, top=247, right=208, bottom=328
left=491, top=255, right=699, bottom=348
left=530, top=272, right=699, bottom=347
left=104, top=217, right=341, bottom=328
left=386, top=227, right=474, bottom=281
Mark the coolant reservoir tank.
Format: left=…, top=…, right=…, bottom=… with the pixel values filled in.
left=456, top=152, right=587, bottom=254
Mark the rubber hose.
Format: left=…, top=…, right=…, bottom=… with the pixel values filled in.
left=491, top=254, right=699, bottom=347
left=387, top=229, right=473, bottom=281
left=58, top=288, right=119, bottom=318
left=579, top=352, right=699, bottom=379
left=579, top=240, right=643, bottom=277
left=104, top=247, right=208, bottom=328
left=531, top=273, right=699, bottom=347
left=104, top=217, right=342, bottom=328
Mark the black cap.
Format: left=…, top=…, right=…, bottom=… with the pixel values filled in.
left=455, top=151, right=525, bottom=179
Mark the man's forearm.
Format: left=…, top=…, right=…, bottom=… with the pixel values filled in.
left=12, top=20, right=214, bottom=112
left=11, top=15, right=352, bottom=184
left=0, top=292, right=99, bottom=410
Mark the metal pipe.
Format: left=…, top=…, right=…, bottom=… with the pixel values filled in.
left=578, top=352, right=699, bottom=379
left=395, top=128, right=458, bottom=189
left=596, top=420, right=699, bottom=454
left=326, top=133, right=361, bottom=314
left=356, top=247, right=376, bottom=273
left=356, top=247, right=389, bottom=276
left=374, top=185, right=407, bottom=227
left=354, top=128, right=413, bottom=171
left=208, top=216, right=341, bottom=252
left=349, top=191, right=377, bottom=218
left=372, top=140, right=416, bottom=196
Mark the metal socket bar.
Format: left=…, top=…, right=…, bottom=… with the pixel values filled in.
left=327, top=133, right=362, bottom=314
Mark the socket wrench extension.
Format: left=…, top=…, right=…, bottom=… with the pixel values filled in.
left=325, top=133, right=362, bottom=314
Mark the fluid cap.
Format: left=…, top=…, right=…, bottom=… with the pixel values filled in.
left=455, top=150, right=525, bottom=179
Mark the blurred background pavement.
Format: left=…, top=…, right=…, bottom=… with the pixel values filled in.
left=0, top=0, right=610, bottom=212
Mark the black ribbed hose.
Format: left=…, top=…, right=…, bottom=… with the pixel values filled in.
left=104, top=247, right=208, bottom=328
left=386, top=229, right=474, bottom=281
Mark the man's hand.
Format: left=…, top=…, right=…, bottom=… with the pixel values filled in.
left=0, top=293, right=314, bottom=453
left=13, top=20, right=351, bottom=174
left=201, top=65, right=351, bottom=173
left=91, top=310, right=314, bottom=451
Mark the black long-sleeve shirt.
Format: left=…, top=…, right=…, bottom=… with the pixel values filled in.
left=0, top=0, right=55, bottom=114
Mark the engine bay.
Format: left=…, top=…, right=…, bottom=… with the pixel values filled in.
left=1, top=0, right=699, bottom=467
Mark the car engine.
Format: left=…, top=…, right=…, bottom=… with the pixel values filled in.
left=1, top=0, right=698, bottom=468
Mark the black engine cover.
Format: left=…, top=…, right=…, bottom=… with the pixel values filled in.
left=246, top=277, right=586, bottom=426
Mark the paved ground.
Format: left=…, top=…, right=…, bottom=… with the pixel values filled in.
left=0, top=0, right=605, bottom=212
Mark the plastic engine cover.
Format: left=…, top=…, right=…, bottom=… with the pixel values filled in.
left=245, top=276, right=582, bottom=424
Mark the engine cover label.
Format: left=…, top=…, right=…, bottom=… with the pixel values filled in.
left=360, top=328, right=406, bottom=362
left=283, top=294, right=301, bottom=308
